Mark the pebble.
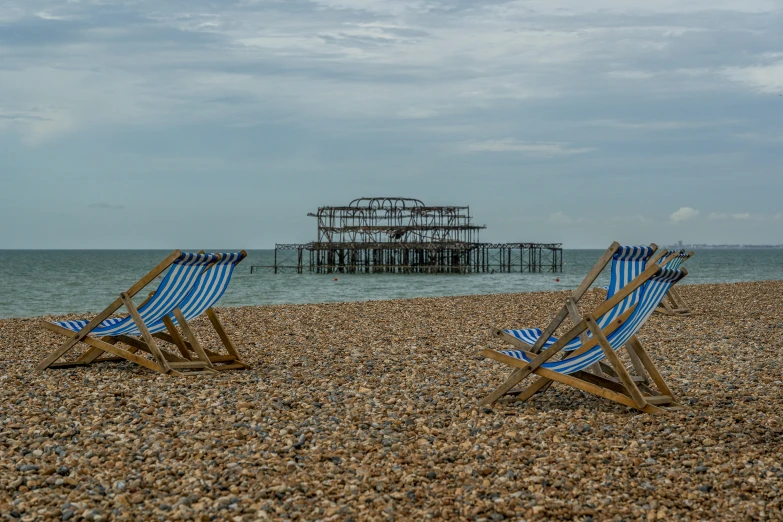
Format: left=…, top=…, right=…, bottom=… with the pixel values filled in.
left=0, top=281, right=781, bottom=520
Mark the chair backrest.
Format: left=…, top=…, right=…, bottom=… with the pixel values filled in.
left=551, top=267, right=686, bottom=374
left=91, top=252, right=220, bottom=336
left=176, top=251, right=245, bottom=320
left=599, top=245, right=658, bottom=328
left=659, top=250, right=690, bottom=270
left=145, top=252, right=245, bottom=332
left=517, top=245, right=664, bottom=352
left=605, top=246, right=656, bottom=297
left=607, top=267, right=686, bottom=347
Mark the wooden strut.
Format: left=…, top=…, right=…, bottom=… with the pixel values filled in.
left=669, top=286, right=691, bottom=313
left=42, top=322, right=170, bottom=374
left=483, top=342, right=682, bottom=414
left=162, top=315, right=193, bottom=360
left=656, top=286, right=691, bottom=316
left=482, top=349, right=678, bottom=414
left=172, top=308, right=213, bottom=369
left=144, top=310, right=248, bottom=370
left=654, top=250, right=694, bottom=316
left=585, top=315, right=646, bottom=408
left=120, top=293, right=171, bottom=373
left=150, top=299, right=248, bottom=370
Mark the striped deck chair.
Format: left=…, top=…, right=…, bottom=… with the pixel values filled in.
left=70, top=251, right=250, bottom=372
left=37, top=251, right=223, bottom=376
left=493, top=245, right=677, bottom=383
left=655, top=250, right=694, bottom=316
left=480, top=266, right=688, bottom=413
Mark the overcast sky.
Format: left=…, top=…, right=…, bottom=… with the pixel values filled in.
left=1, top=0, right=782, bottom=249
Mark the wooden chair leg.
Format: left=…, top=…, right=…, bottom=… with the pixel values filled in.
left=121, top=293, right=171, bottom=373
left=205, top=308, right=243, bottom=360
left=533, top=366, right=668, bottom=414
left=626, top=336, right=675, bottom=398
left=43, top=323, right=167, bottom=373
left=479, top=367, right=529, bottom=407
left=172, top=309, right=214, bottom=369
left=162, top=316, right=193, bottom=360
left=36, top=299, right=124, bottom=370
left=669, top=287, right=691, bottom=314
left=74, top=337, right=119, bottom=364
left=585, top=316, right=647, bottom=409
left=655, top=294, right=676, bottom=315
left=625, top=343, right=649, bottom=384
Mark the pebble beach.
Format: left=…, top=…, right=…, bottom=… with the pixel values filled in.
left=1, top=281, right=782, bottom=521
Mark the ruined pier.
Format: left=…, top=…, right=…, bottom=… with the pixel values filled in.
left=251, top=197, right=562, bottom=274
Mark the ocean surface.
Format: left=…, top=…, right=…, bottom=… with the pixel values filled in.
left=0, top=249, right=781, bottom=319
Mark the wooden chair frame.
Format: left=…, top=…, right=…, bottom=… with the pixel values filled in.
left=481, top=251, right=685, bottom=413
left=37, top=250, right=224, bottom=376
left=655, top=251, right=694, bottom=316
left=67, top=251, right=250, bottom=372
left=149, top=250, right=250, bottom=371
left=488, top=243, right=669, bottom=389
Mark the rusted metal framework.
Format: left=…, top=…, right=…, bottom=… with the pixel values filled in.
left=251, top=197, right=563, bottom=274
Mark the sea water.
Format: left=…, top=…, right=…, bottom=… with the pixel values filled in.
left=0, top=249, right=781, bottom=319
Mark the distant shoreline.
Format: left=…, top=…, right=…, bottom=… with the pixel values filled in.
left=667, top=245, right=783, bottom=249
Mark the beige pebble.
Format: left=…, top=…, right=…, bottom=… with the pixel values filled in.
left=0, top=281, right=781, bottom=520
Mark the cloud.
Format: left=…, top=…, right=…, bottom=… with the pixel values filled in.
left=548, top=211, right=582, bottom=225
left=708, top=212, right=752, bottom=220
left=723, top=62, right=783, bottom=94
left=0, top=0, right=780, bottom=148
left=0, top=107, right=73, bottom=145
left=1, top=0, right=783, bottom=250
left=466, top=139, right=594, bottom=156
left=669, top=207, right=700, bottom=223
left=584, top=119, right=731, bottom=132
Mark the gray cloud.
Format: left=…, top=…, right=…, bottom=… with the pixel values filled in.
left=0, top=0, right=781, bottom=248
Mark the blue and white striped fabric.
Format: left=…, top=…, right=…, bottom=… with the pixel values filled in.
left=147, top=252, right=244, bottom=330
left=53, top=252, right=220, bottom=336
left=660, top=250, right=688, bottom=270
left=505, top=246, right=655, bottom=351
left=604, top=246, right=655, bottom=298
left=498, top=268, right=686, bottom=374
